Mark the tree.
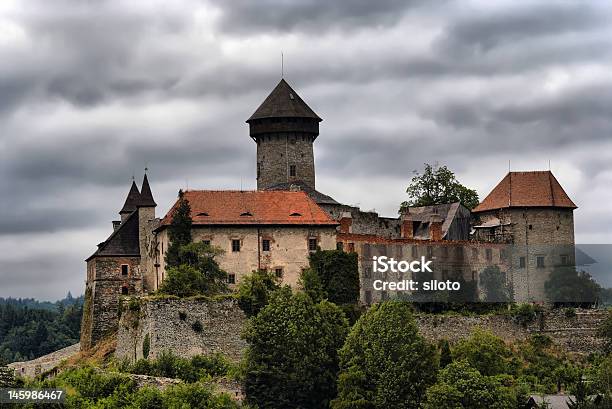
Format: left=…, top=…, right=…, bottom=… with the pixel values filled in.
left=298, top=268, right=327, bottom=303
left=400, top=163, right=479, bottom=211
left=479, top=265, right=512, bottom=303
left=165, top=191, right=193, bottom=268
left=237, top=270, right=281, bottom=317
left=452, top=328, right=513, bottom=377
left=423, top=361, right=516, bottom=409
left=439, top=339, right=453, bottom=369
left=308, top=250, right=359, bottom=305
left=545, top=266, right=601, bottom=307
left=158, top=243, right=228, bottom=297
left=331, top=301, right=437, bottom=409
left=243, top=289, right=349, bottom=409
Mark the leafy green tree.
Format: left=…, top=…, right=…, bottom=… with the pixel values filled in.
left=439, top=339, right=453, bottom=369
left=298, top=268, right=328, bottom=303
left=545, top=266, right=601, bottom=307
left=243, top=288, right=349, bottom=409
left=423, top=361, right=516, bottom=409
left=165, top=191, right=193, bottom=268
left=308, top=250, right=359, bottom=305
left=332, top=301, right=437, bottom=409
left=452, top=328, right=513, bottom=377
left=158, top=243, right=228, bottom=297
left=479, top=265, right=512, bottom=303
left=237, top=270, right=281, bottom=317
left=400, top=163, right=480, bottom=211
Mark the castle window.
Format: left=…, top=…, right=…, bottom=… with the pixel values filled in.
left=262, top=239, right=271, bottom=252
left=308, top=238, right=318, bottom=252
left=536, top=256, right=545, bottom=268
left=228, top=274, right=236, bottom=284
left=472, top=271, right=477, bottom=281
left=336, top=242, right=344, bottom=251
left=364, top=266, right=372, bottom=279
left=121, top=286, right=129, bottom=295
left=560, top=255, right=569, bottom=265
left=529, top=224, right=533, bottom=230
left=500, top=249, right=508, bottom=261
left=348, top=243, right=355, bottom=252
left=289, top=165, right=296, bottom=177
left=442, top=247, right=449, bottom=257
left=519, top=257, right=526, bottom=268
left=275, top=268, right=283, bottom=278
left=202, top=240, right=211, bottom=246
left=257, top=162, right=261, bottom=179
left=426, top=246, right=433, bottom=258
left=121, top=264, right=129, bottom=276
left=472, top=248, right=478, bottom=259
left=411, top=246, right=418, bottom=258
left=232, top=240, right=241, bottom=252
left=486, top=249, right=493, bottom=261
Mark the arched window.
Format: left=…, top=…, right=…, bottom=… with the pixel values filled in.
left=121, top=286, right=129, bottom=295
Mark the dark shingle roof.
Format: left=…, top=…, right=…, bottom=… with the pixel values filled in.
left=119, top=181, right=141, bottom=214
left=139, top=174, right=156, bottom=207
left=247, top=79, right=321, bottom=122
left=473, top=171, right=577, bottom=213
left=86, top=211, right=140, bottom=261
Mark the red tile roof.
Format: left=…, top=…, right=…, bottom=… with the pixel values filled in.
left=473, top=171, right=577, bottom=213
left=160, top=190, right=338, bottom=227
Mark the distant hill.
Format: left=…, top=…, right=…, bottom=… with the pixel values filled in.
left=0, top=293, right=83, bottom=364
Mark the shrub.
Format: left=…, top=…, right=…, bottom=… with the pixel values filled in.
left=142, top=333, right=151, bottom=359
left=192, top=320, right=203, bottom=333
left=237, top=270, right=281, bottom=317
left=565, top=307, right=577, bottom=318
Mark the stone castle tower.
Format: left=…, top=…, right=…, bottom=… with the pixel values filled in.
left=247, top=79, right=322, bottom=190
left=80, top=174, right=158, bottom=350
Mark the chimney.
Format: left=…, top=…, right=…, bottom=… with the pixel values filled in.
left=339, top=212, right=352, bottom=234
left=401, top=214, right=413, bottom=239
left=112, top=220, right=121, bottom=232
left=429, top=214, right=444, bottom=241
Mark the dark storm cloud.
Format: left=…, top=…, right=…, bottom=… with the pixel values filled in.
left=209, top=0, right=435, bottom=34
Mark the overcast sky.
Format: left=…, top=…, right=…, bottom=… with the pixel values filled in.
left=1, top=0, right=611, bottom=300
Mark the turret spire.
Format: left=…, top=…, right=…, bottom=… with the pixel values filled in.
left=119, top=180, right=141, bottom=215
left=139, top=172, right=156, bottom=207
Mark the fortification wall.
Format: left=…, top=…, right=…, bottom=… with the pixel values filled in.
left=116, top=296, right=606, bottom=365
left=416, top=308, right=606, bottom=354
left=116, top=297, right=247, bottom=363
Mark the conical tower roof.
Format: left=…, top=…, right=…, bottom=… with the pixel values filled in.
left=139, top=173, right=157, bottom=207
left=119, top=181, right=141, bottom=214
left=247, top=79, right=321, bottom=122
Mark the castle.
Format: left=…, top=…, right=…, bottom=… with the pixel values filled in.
left=80, top=79, right=577, bottom=350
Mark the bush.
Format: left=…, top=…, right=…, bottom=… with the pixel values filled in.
left=142, top=333, right=151, bottom=359
left=511, top=304, right=541, bottom=327
left=565, top=307, right=577, bottom=318
left=452, top=328, right=513, bottom=377
left=192, top=320, right=203, bottom=333
left=237, top=270, right=281, bottom=317
left=308, top=250, right=360, bottom=305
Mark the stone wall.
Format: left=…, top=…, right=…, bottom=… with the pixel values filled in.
left=116, top=297, right=247, bottom=363
left=320, top=203, right=401, bottom=238
left=81, top=256, right=142, bottom=350
left=156, top=225, right=337, bottom=289
left=416, top=308, right=606, bottom=354
left=256, top=133, right=316, bottom=190
left=9, top=343, right=80, bottom=379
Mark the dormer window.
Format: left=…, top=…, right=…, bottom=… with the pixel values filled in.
left=197, top=212, right=209, bottom=217
left=290, top=212, right=301, bottom=217
left=240, top=211, right=253, bottom=217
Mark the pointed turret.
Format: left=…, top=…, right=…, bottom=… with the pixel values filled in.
left=138, top=173, right=157, bottom=207
left=120, top=180, right=141, bottom=215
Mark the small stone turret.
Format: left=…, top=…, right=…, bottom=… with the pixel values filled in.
left=247, top=79, right=322, bottom=190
